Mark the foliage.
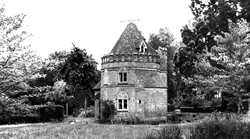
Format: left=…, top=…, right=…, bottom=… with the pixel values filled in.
left=28, top=50, right=69, bottom=87
left=174, top=0, right=250, bottom=112
left=99, top=100, right=117, bottom=122
left=44, top=80, right=71, bottom=104
left=18, top=86, right=52, bottom=105
left=36, top=104, right=64, bottom=122
left=187, top=19, right=250, bottom=113
left=58, top=44, right=100, bottom=108
left=112, top=115, right=167, bottom=125
left=174, top=0, right=249, bottom=77
left=211, top=98, right=222, bottom=107
left=148, top=27, right=175, bottom=50
left=0, top=104, right=39, bottom=125
left=189, top=113, right=250, bottom=139
left=148, top=27, right=179, bottom=101
left=112, top=114, right=142, bottom=125
left=0, top=94, right=40, bottom=124
left=0, top=6, right=43, bottom=93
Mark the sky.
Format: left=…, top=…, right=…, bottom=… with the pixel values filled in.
left=3, top=0, right=194, bottom=69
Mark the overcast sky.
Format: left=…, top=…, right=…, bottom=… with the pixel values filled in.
left=4, top=0, right=194, bottom=69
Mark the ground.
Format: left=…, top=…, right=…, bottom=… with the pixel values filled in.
left=2, top=112, right=247, bottom=139
left=0, top=116, right=195, bottom=139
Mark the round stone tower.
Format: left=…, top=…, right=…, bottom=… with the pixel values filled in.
left=100, top=23, right=167, bottom=117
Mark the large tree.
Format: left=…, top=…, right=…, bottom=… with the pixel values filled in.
left=174, top=0, right=250, bottom=111
left=175, top=0, right=250, bottom=78
left=185, top=19, right=250, bottom=112
left=148, top=27, right=179, bottom=102
left=0, top=6, right=43, bottom=93
left=57, top=44, right=100, bottom=108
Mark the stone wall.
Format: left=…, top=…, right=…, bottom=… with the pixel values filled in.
left=101, top=66, right=167, bottom=88
left=100, top=60, right=167, bottom=117
left=101, top=87, right=167, bottom=117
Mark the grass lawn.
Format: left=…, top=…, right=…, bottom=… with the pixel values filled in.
left=0, top=121, right=196, bottom=139
left=0, top=121, right=167, bottom=139
left=0, top=114, right=204, bottom=139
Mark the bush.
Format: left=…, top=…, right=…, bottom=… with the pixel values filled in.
left=0, top=104, right=40, bottom=125
left=107, top=113, right=167, bottom=125
left=112, top=113, right=142, bottom=124
left=210, top=98, right=222, bottom=107
left=98, top=100, right=116, bottom=122
left=146, top=126, right=183, bottom=139
left=72, top=108, right=82, bottom=117
left=168, top=104, right=175, bottom=112
left=37, top=104, right=64, bottom=122
left=189, top=113, right=250, bottom=139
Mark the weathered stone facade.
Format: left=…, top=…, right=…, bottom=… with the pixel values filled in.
left=99, top=23, right=167, bottom=117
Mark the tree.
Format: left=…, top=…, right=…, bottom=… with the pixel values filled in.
left=28, top=50, right=69, bottom=87
left=184, top=19, right=250, bottom=113
left=58, top=44, right=100, bottom=108
left=44, top=80, right=71, bottom=105
left=148, top=27, right=179, bottom=102
left=148, top=27, right=175, bottom=50
left=0, top=6, right=43, bottom=93
left=175, top=0, right=250, bottom=78
left=174, top=0, right=250, bottom=109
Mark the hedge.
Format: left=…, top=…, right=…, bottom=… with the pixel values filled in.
left=36, top=104, right=64, bottom=122
left=0, top=104, right=64, bottom=125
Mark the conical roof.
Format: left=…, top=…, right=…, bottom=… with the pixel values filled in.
left=110, top=22, right=157, bottom=55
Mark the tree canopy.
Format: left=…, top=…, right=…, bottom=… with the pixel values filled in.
left=0, top=7, right=43, bottom=93
left=174, top=0, right=250, bottom=111
left=57, top=44, right=100, bottom=107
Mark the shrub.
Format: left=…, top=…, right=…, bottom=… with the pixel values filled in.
left=112, top=113, right=142, bottom=124
left=0, top=104, right=40, bottom=125
left=72, top=108, right=82, bottom=117
left=188, top=113, right=250, bottom=139
left=168, top=104, right=175, bottom=112
left=36, top=104, right=64, bottom=122
left=146, top=126, right=183, bottom=139
left=98, top=100, right=116, bottom=122
left=111, top=113, right=167, bottom=125
left=210, top=98, right=222, bottom=107
left=85, top=106, right=95, bottom=117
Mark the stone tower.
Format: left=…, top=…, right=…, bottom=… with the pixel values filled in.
left=100, top=23, right=167, bottom=117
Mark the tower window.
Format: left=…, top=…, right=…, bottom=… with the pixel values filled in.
left=119, top=72, right=127, bottom=82
left=117, top=92, right=128, bottom=111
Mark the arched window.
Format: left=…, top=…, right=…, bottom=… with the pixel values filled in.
left=117, top=92, right=128, bottom=111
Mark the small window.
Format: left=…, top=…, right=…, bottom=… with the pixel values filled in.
left=117, top=92, right=128, bottom=111
left=118, top=72, right=127, bottom=82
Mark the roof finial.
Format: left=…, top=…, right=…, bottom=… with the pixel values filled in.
left=120, top=19, right=140, bottom=23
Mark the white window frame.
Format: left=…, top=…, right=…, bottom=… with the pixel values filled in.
left=117, top=92, right=128, bottom=111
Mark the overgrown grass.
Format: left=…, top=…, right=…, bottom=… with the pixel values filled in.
left=145, top=125, right=183, bottom=139
left=146, top=113, right=250, bottom=139
left=0, top=122, right=164, bottom=139
left=188, top=113, right=250, bottom=139
left=2, top=113, right=250, bottom=139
